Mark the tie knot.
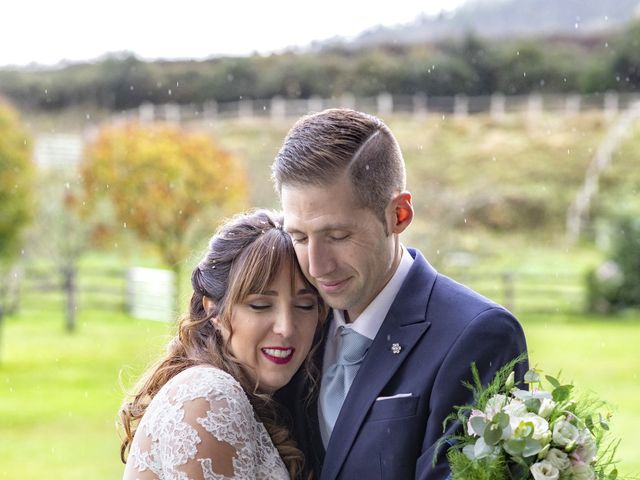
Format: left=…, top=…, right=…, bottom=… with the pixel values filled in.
left=336, top=326, right=372, bottom=365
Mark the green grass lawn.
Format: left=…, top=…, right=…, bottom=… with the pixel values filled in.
left=1, top=302, right=639, bottom=478
left=522, top=312, right=640, bottom=475
left=0, top=305, right=171, bottom=479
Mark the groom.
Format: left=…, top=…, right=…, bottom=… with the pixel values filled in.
left=273, top=109, right=528, bottom=479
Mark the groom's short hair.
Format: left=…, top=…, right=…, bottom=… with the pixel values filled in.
left=271, top=108, right=406, bottom=227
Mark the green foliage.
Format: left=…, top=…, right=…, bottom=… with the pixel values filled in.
left=5, top=22, right=640, bottom=111
left=587, top=217, right=640, bottom=312
left=610, top=21, right=640, bottom=90
left=0, top=98, right=33, bottom=266
left=448, top=449, right=508, bottom=480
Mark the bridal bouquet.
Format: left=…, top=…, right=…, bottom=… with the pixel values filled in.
left=441, top=355, right=622, bottom=480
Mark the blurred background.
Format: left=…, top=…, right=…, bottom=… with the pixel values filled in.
left=1, top=0, right=639, bottom=477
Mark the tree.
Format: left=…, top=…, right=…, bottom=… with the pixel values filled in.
left=28, top=169, right=97, bottom=332
left=0, top=98, right=33, bottom=359
left=81, top=122, right=248, bottom=306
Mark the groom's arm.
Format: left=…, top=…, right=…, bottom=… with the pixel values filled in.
left=415, top=307, right=528, bottom=480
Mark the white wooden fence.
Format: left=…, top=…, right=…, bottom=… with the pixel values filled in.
left=113, top=91, right=640, bottom=124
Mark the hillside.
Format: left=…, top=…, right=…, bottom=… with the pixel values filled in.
left=336, top=0, right=640, bottom=49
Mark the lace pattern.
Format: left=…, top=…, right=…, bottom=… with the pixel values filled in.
left=123, top=366, right=289, bottom=480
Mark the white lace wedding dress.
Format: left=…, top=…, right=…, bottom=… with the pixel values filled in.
left=123, top=365, right=289, bottom=480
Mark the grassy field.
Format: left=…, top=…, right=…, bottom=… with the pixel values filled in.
left=1, top=301, right=639, bottom=478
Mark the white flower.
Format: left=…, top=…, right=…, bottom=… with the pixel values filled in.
left=573, top=429, right=597, bottom=463
left=538, top=397, right=556, bottom=418
left=503, top=398, right=528, bottom=418
left=552, top=418, right=580, bottom=447
left=569, top=462, right=596, bottom=480
left=530, top=461, right=560, bottom=480
left=510, top=412, right=549, bottom=441
left=544, top=448, right=571, bottom=471
left=485, top=394, right=508, bottom=418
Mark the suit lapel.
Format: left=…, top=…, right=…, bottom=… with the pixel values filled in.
left=320, top=250, right=437, bottom=480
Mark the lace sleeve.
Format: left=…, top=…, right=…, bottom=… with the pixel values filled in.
left=123, top=366, right=288, bottom=480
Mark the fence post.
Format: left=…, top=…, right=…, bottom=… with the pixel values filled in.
left=454, top=94, right=469, bottom=118
left=413, top=93, right=428, bottom=119
left=163, top=103, right=181, bottom=124
left=139, top=102, right=155, bottom=123
left=203, top=100, right=218, bottom=122
left=238, top=99, right=253, bottom=119
left=490, top=93, right=506, bottom=120
left=527, top=93, right=543, bottom=125
left=308, top=95, right=323, bottom=113
left=340, top=93, right=356, bottom=110
left=377, top=92, right=393, bottom=116
left=502, top=271, right=515, bottom=313
left=271, top=96, right=286, bottom=120
left=565, top=94, right=581, bottom=116
left=604, top=91, right=619, bottom=121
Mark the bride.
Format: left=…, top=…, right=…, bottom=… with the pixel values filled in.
left=119, top=210, right=324, bottom=479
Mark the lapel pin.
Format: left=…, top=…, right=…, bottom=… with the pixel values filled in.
left=391, top=343, right=402, bottom=355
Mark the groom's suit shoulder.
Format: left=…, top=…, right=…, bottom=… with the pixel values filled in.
left=404, top=247, right=517, bottom=324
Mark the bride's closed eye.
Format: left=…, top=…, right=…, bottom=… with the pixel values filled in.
left=248, top=303, right=271, bottom=311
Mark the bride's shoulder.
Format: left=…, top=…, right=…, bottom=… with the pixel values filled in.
left=162, top=365, right=248, bottom=404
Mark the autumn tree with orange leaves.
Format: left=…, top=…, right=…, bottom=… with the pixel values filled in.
left=81, top=122, right=248, bottom=303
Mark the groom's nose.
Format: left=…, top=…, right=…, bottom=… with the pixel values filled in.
left=307, top=239, right=335, bottom=279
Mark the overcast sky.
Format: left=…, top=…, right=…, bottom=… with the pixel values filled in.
left=0, top=0, right=466, bottom=67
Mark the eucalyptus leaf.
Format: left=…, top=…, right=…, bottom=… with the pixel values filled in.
left=525, top=398, right=541, bottom=413
left=484, top=423, right=503, bottom=446
left=545, top=375, right=561, bottom=389
left=470, top=416, right=488, bottom=436
left=522, top=438, right=543, bottom=458
left=599, top=414, right=610, bottom=431
left=494, top=412, right=510, bottom=429
left=552, top=385, right=573, bottom=403
left=503, top=438, right=525, bottom=456
left=585, top=415, right=594, bottom=431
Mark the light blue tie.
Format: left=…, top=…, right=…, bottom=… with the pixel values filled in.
left=319, top=326, right=372, bottom=445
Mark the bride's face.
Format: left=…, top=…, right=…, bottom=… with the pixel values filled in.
left=224, top=265, right=319, bottom=393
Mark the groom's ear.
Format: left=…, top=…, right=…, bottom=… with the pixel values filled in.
left=388, top=191, right=413, bottom=234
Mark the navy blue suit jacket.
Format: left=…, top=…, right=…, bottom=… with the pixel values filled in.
left=279, top=248, right=528, bottom=480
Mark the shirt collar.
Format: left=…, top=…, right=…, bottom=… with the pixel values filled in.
left=330, top=245, right=414, bottom=341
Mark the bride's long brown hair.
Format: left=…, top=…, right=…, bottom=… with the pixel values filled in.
left=119, top=209, right=325, bottom=478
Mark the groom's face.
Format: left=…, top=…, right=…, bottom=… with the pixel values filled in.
left=281, top=173, right=396, bottom=321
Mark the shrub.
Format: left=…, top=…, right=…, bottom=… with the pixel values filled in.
left=586, top=216, right=640, bottom=312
